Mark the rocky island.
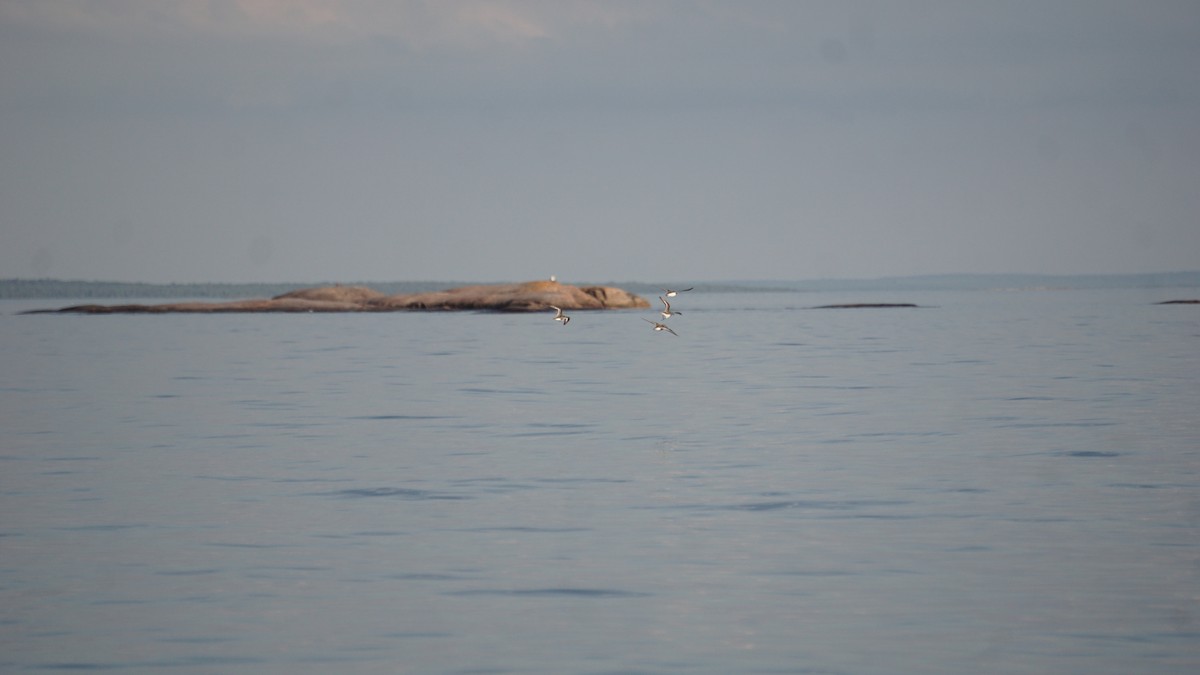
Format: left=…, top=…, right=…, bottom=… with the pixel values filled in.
left=24, top=280, right=650, bottom=314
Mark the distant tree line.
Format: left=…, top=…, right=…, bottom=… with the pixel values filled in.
left=2, top=272, right=1198, bottom=299
left=0, top=279, right=453, bottom=299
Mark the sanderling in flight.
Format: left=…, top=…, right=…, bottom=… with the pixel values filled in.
left=661, top=287, right=693, bottom=297
left=549, top=305, right=570, bottom=326
left=658, top=296, right=682, bottom=320
left=643, top=318, right=679, bottom=336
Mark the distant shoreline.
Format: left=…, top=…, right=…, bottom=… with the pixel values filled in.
left=3, top=272, right=1200, bottom=300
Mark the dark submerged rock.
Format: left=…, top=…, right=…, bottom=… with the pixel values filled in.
left=811, top=303, right=920, bottom=309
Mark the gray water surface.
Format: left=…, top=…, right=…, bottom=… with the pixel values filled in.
left=2, top=289, right=1198, bottom=674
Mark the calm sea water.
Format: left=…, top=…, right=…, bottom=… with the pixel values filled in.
left=2, top=288, right=1198, bottom=674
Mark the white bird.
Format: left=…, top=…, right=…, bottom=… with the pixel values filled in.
left=658, top=296, right=682, bottom=320
left=643, top=318, right=679, bottom=336
left=661, top=287, right=693, bottom=297
left=549, top=305, right=570, bottom=326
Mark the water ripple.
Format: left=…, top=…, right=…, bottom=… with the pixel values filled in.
left=642, top=499, right=912, bottom=514
left=327, top=487, right=468, bottom=500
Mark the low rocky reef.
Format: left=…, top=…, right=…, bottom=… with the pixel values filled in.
left=810, top=303, right=920, bottom=309
left=24, top=280, right=650, bottom=314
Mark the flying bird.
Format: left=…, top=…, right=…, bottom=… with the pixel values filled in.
left=549, top=305, right=570, bottom=326
left=661, top=287, right=693, bottom=297
left=658, top=296, right=682, bottom=320
left=643, top=318, right=679, bottom=336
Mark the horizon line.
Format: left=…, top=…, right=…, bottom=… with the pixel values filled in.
left=5, top=270, right=1200, bottom=286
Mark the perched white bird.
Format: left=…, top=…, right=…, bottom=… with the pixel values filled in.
left=643, top=318, right=679, bottom=336
left=549, top=305, right=570, bottom=326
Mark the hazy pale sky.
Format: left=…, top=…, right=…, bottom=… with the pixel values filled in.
left=2, top=1, right=1198, bottom=283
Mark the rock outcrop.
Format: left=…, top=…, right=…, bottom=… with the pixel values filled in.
left=25, top=281, right=650, bottom=314
left=274, top=285, right=387, bottom=303
left=810, top=303, right=919, bottom=309
left=370, top=280, right=647, bottom=311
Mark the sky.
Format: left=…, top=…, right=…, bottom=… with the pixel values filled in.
left=2, top=1, right=1199, bottom=283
